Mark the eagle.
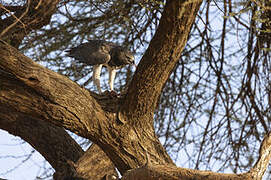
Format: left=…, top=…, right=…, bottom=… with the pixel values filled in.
left=66, top=40, right=135, bottom=93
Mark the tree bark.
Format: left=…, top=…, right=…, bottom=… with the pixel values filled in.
left=122, top=164, right=252, bottom=180
left=0, top=72, right=116, bottom=179
left=0, top=0, right=203, bottom=177
left=2, top=0, right=271, bottom=179
left=71, top=144, right=118, bottom=180
left=0, top=114, right=83, bottom=177
left=1, top=0, right=118, bottom=179
left=121, top=0, right=202, bottom=123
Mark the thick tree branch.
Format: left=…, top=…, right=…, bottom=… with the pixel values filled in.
left=0, top=0, right=120, bottom=178
left=0, top=40, right=172, bottom=174
left=122, top=165, right=251, bottom=180
left=1, top=0, right=270, bottom=178
left=0, top=121, right=117, bottom=180
left=249, top=131, right=271, bottom=179
left=121, top=132, right=271, bottom=180
left=0, top=71, right=116, bottom=179
left=120, top=0, right=203, bottom=127
left=70, top=144, right=118, bottom=180
left=0, top=115, right=83, bottom=177
left=0, top=40, right=106, bottom=138
left=0, top=0, right=204, bottom=176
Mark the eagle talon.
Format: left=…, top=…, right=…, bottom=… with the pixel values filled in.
left=104, top=90, right=119, bottom=97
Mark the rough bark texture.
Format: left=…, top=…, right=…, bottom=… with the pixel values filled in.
left=54, top=144, right=118, bottom=180
left=249, top=132, right=271, bottom=179
left=0, top=70, right=116, bottom=179
left=1, top=0, right=271, bottom=179
left=73, top=144, right=118, bottom=179
left=121, top=0, right=202, bottom=124
left=0, top=42, right=117, bottom=179
left=0, top=113, right=83, bottom=177
left=0, top=39, right=173, bottom=174
left=118, top=1, right=204, bottom=170
left=122, top=165, right=253, bottom=180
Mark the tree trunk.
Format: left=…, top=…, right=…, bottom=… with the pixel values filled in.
left=1, top=0, right=271, bottom=179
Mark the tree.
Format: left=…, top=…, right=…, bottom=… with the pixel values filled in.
left=0, top=0, right=271, bottom=179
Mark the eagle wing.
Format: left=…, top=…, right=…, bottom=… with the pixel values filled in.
left=66, top=40, right=112, bottom=65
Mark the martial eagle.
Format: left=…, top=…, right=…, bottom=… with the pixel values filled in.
left=66, top=40, right=135, bottom=93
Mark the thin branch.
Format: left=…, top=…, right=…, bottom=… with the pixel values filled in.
left=0, top=0, right=30, bottom=38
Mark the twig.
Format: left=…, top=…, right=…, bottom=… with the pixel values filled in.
left=0, top=0, right=30, bottom=38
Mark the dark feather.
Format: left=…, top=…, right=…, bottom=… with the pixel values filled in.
left=66, top=40, right=112, bottom=65
left=66, top=40, right=135, bottom=67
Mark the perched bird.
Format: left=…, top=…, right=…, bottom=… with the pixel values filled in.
left=66, top=40, right=135, bottom=93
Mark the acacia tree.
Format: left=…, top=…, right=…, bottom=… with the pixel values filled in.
left=0, top=0, right=271, bottom=179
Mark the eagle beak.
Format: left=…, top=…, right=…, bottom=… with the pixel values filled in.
left=130, top=56, right=136, bottom=68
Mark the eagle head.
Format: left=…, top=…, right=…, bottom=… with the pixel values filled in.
left=112, top=47, right=135, bottom=67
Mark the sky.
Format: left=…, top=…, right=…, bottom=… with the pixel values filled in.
left=0, top=130, right=52, bottom=180
left=0, top=1, right=270, bottom=179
